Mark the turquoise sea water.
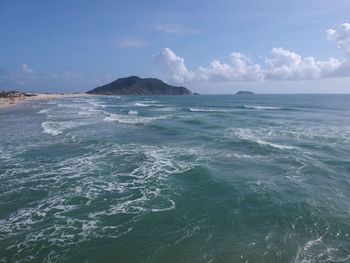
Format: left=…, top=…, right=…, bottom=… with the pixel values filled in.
left=1, top=94, right=350, bottom=262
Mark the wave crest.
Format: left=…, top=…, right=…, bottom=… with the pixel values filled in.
left=242, top=105, right=286, bottom=110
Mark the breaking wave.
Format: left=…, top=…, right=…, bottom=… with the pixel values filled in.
left=225, top=128, right=297, bottom=150
left=189, top=108, right=231, bottom=112
left=104, top=113, right=170, bottom=124
left=41, top=121, right=90, bottom=136
left=241, top=105, right=286, bottom=110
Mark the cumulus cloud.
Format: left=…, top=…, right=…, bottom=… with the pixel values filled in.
left=118, top=38, right=148, bottom=48
left=154, top=48, right=263, bottom=83
left=198, top=52, right=263, bottom=81
left=155, top=22, right=350, bottom=84
left=327, top=23, right=350, bottom=56
left=327, top=23, right=350, bottom=76
left=264, top=47, right=341, bottom=80
left=154, top=48, right=194, bottom=82
left=156, top=47, right=341, bottom=83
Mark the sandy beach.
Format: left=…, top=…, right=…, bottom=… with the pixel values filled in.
left=0, top=93, right=93, bottom=110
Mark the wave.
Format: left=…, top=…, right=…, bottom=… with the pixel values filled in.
left=41, top=121, right=63, bottom=136
left=154, top=107, right=177, bottom=112
left=38, top=108, right=51, bottom=114
left=87, top=101, right=107, bottom=108
left=241, top=105, right=286, bottom=110
left=0, top=143, right=195, bottom=262
left=135, top=102, right=168, bottom=107
left=104, top=113, right=170, bottom=124
left=134, top=102, right=151, bottom=107
left=0, top=148, right=12, bottom=162
left=41, top=121, right=89, bottom=136
left=254, top=139, right=296, bottom=150
left=77, top=108, right=103, bottom=115
left=128, top=110, right=138, bottom=115
left=56, top=103, right=83, bottom=109
left=189, top=108, right=231, bottom=112
left=293, top=235, right=344, bottom=263
left=151, top=199, right=176, bottom=212
left=225, top=128, right=297, bottom=150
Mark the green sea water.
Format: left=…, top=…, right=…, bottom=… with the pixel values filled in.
left=0, top=94, right=350, bottom=262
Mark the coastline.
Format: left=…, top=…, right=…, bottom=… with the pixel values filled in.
left=0, top=93, right=93, bottom=111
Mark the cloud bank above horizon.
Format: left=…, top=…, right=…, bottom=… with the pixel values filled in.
left=1, top=20, right=350, bottom=93
left=154, top=22, right=350, bottom=85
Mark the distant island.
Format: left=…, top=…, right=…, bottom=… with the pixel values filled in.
left=236, top=91, right=255, bottom=95
left=87, top=76, right=193, bottom=95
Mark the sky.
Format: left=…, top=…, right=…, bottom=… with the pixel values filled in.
left=0, top=0, right=350, bottom=94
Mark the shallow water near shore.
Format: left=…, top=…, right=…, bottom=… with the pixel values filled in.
left=1, top=94, right=350, bottom=262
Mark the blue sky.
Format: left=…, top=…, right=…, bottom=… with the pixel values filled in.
left=1, top=0, right=350, bottom=93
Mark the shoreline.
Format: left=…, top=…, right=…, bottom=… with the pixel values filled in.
left=0, top=93, right=93, bottom=111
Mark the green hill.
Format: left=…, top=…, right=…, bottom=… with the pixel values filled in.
left=87, top=76, right=192, bottom=95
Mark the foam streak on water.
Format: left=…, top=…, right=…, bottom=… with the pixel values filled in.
left=1, top=94, right=350, bottom=263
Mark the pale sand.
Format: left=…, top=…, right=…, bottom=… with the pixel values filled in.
left=0, top=93, right=93, bottom=110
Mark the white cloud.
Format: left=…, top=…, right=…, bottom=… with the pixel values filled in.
left=21, top=64, right=34, bottom=74
left=198, top=52, right=263, bottom=81
left=154, top=48, right=194, bottom=83
left=155, top=23, right=199, bottom=34
left=264, top=47, right=341, bottom=80
left=327, top=23, right=350, bottom=56
left=155, top=22, right=350, bottom=84
left=155, top=47, right=342, bottom=83
left=327, top=23, right=350, bottom=77
left=154, top=48, right=263, bottom=83
left=118, top=38, right=148, bottom=48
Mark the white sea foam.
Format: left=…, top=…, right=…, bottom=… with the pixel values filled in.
left=41, top=121, right=89, bottom=136
left=224, top=152, right=257, bottom=159
left=255, top=139, right=296, bottom=150
left=242, top=105, right=285, bottom=110
left=87, top=100, right=107, bottom=108
left=293, top=234, right=346, bottom=263
left=0, top=143, right=196, bottom=262
left=38, top=108, right=51, bottom=114
left=225, top=128, right=297, bottom=150
left=151, top=199, right=176, bottom=212
left=41, top=121, right=63, bottom=136
left=128, top=110, right=138, bottom=115
left=56, top=103, right=82, bottom=108
left=135, top=101, right=167, bottom=107
left=189, top=108, right=231, bottom=112
left=154, top=107, right=177, bottom=112
left=104, top=113, right=169, bottom=124
left=135, top=102, right=151, bottom=107
left=77, top=108, right=103, bottom=115
left=136, top=100, right=160, bottom=104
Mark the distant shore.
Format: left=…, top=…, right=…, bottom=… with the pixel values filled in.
left=0, top=92, right=92, bottom=111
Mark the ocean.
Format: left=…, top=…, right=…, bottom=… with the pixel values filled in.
left=0, top=94, right=350, bottom=262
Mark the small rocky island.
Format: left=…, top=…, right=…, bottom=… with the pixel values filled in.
left=87, top=76, right=192, bottom=95
left=236, top=91, right=255, bottom=95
